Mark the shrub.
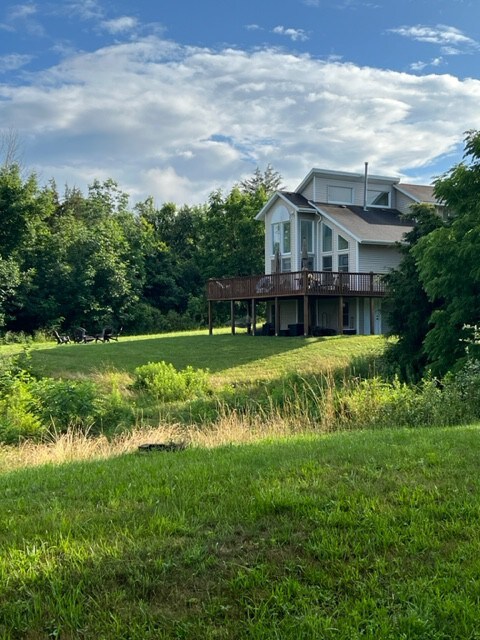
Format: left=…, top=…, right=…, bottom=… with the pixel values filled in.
left=133, top=361, right=210, bottom=402
left=30, top=378, right=99, bottom=433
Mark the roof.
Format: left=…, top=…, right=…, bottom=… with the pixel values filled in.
left=394, top=183, right=439, bottom=204
left=255, top=190, right=315, bottom=220
left=312, top=203, right=414, bottom=244
left=280, top=191, right=316, bottom=210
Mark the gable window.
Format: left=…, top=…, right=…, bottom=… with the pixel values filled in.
left=322, top=256, right=332, bottom=272
left=367, top=190, right=390, bottom=207
left=322, top=223, right=333, bottom=252
left=338, top=235, right=349, bottom=250
left=300, top=220, right=314, bottom=253
left=327, top=186, right=353, bottom=204
left=338, top=254, right=349, bottom=272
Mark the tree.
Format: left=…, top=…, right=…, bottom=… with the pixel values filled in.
left=384, top=204, right=445, bottom=380
left=239, top=164, right=283, bottom=196
left=199, top=186, right=267, bottom=280
left=412, top=131, right=480, bottom=374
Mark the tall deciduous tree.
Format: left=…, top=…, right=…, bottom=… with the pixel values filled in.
left=384, top=204, right=445, bottom=381
left=413, top=131, right=480, bottom=373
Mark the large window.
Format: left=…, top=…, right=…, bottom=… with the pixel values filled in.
left=322, top=223, right=333, bottom=252
left=322, top=256, right=333, bottom=272
left=327, top=186, right=353, bottom=204
left=338, top=254, right=349, bottom=272
left=367, top=190, right=390, bottom=207
left=283, top=221, right=291, bottom=254
left=272, top=221, right=291, bottom=255
left=300, top=220, right=314, bottom=253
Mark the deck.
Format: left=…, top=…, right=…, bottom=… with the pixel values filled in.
left=207, top=270, right=386, bottom=301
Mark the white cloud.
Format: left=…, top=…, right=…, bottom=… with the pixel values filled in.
left=1, top=37, right=480, bottom=204
left=410, top=57, right=443, bottom=72
left=59, top=0, right=104, bottom=21
left=390, top=24, right=479, bottom=52
left=8, top=3, right=37, bottom=21
left=100, top=16, right=138, bottom=34
left=0, top=53, right=32, bottom=72
left=272, top=26, right=309, bottom=42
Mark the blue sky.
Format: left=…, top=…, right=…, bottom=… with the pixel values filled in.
left=1, top=0, right=480, bottom=204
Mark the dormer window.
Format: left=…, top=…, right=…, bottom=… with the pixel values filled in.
left=327, top=186, right=353, bottom=205
left=367, top=190, right=390, bottom=207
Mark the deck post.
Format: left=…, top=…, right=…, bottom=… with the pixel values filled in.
left=208, top=300, right=213, bottom=335
left=370, top=297, right=375, bottom=335
left=251, top=298, right=257, bottom=336
left=274, top=297, right=280, bottom=336
left=338, top=295, right=343, bottom=335
left=231, top=300, right=235, bottom=335
left=303, top=295, right=309, bottom=337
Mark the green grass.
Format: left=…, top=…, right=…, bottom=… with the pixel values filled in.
left=25, top=330, right=386, bottom=386
left=1, top=425, right=480, bottom=638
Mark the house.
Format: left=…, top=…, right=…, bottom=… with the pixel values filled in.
left=207, top=166, right=442, bottom=336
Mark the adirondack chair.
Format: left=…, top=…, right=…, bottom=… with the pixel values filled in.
left=53, top=330, right=70, bottom=344
left=95, top=326, right=123, bottom=343
left=74, top=327, right=94, bottom=343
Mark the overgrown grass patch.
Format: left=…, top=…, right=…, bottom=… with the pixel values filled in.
left=1, top=425, right=480, bottom=638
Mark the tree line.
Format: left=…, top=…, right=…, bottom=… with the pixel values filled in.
left=0, top=162, right=281, bottom=336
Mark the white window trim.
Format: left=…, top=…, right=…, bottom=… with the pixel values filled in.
left=327, top=185, right=354, bottom=205
left=367, top=189, right=391, bottom=208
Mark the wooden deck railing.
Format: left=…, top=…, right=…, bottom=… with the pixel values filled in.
left=207, top=271, right=386, bottom=301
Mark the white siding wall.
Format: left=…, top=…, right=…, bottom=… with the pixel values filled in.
left=302, top=179, right=314, bottom=201
left=299, top=176, right=394, bottom=207
left=394, top=190, right=416, bottom=215
left=358, top=244, right=402, bottom=274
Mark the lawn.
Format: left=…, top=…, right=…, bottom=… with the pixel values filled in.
left=25, top=330, right=386, bottom=386
left=1, top=425, right=480, bottom=638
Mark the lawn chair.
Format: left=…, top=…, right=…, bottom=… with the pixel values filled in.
left=53, top=330, right=70, bottom=344
left=74, top=327, right=94, bottom=343
left=95, top=326, right=123, bottom=343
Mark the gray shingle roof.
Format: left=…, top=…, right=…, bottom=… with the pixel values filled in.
left=313, top=203, right=414, bottom=244
left=395, top=183, right=439, bottom=204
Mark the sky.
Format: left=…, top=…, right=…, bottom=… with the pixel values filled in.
left=1, top=0, right=480, bottom=206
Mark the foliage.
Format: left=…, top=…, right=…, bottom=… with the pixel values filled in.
left=385, top=130, right=480, bottom=377
left=0, top=164, right=279, bottom=335
left=383, top=203, right=445, bottom=381
left=412, top=130, right=480, bottom=375
left=133, top=360, right=211, bottom=402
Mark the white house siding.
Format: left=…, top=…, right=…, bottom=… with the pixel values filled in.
left=394, top=190, right=416, bottom=215
left=358, top=244, right=402, bottom=274
left=302, top=179, right=314, bottom=201
left=300, top=176, right=394, bottom=207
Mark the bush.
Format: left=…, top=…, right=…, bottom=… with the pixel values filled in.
left=30, top=378, right=99, bottom=432
left=133, top=361, right=210, bottom=402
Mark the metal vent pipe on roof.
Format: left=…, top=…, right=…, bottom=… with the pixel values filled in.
left=363, top=161, right=368, bottom=211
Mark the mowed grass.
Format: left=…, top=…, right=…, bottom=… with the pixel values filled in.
left=2, top=425, right=480, bottom=638
left=25, top=330, right=386, bottom=385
